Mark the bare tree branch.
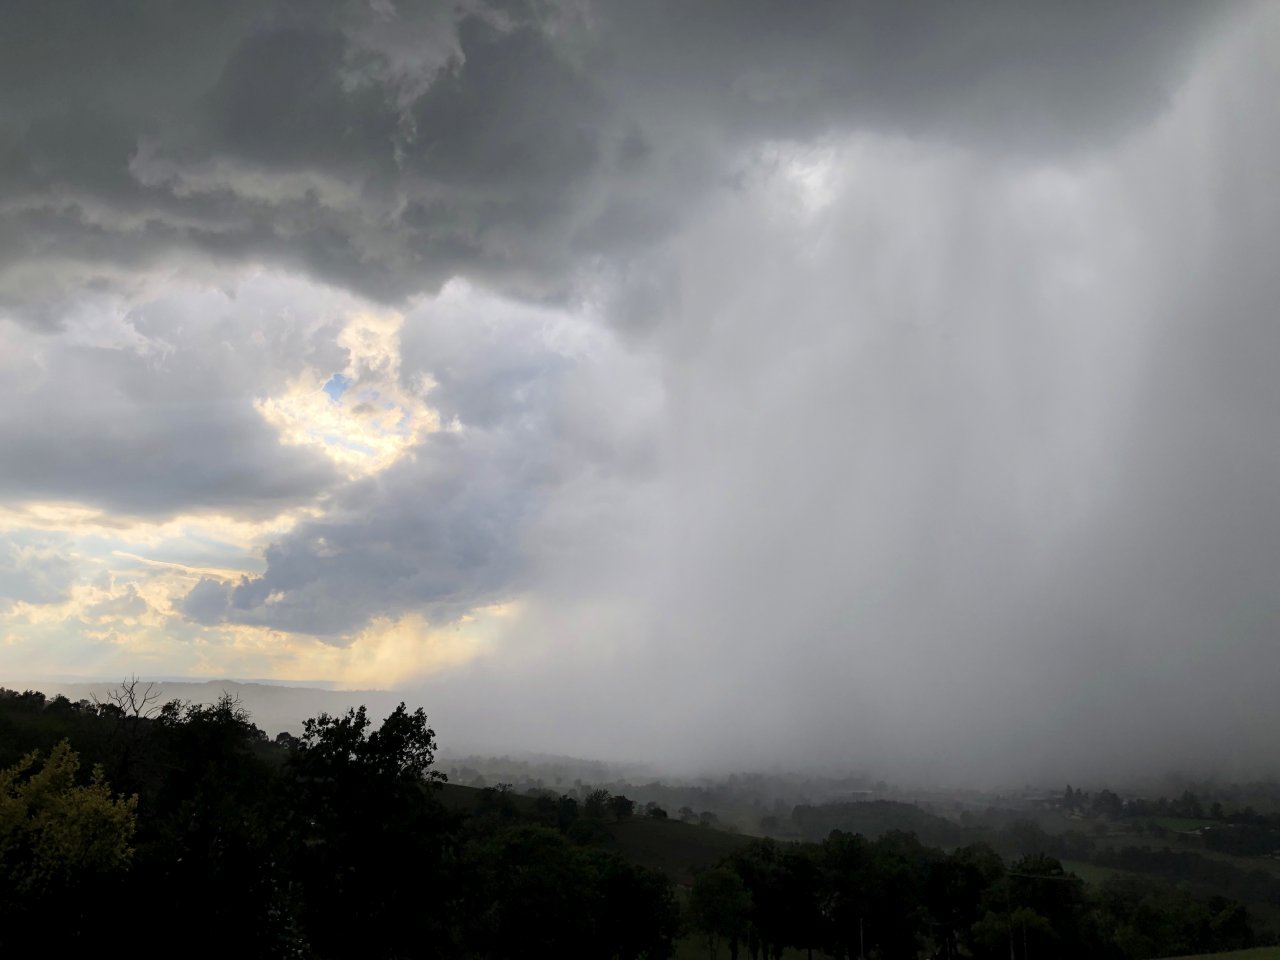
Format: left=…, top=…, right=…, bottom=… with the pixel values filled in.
left=93, top=675, right=162, bottom=721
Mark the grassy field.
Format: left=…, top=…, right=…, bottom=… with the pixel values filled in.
left=1150, top=816, right=1210, bottom=833
left=1158, top=948, right=1280, bottom=960
left=1060, top=858, right=1131, bottom=885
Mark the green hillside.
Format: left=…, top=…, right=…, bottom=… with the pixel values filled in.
left=606, top=815, right=750, bottom=885
left=437, top=781, right=750, bottom=885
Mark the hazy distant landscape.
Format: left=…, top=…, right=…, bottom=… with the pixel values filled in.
left=6, top=680, right=1280, bottom=958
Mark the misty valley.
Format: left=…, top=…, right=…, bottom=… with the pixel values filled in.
left=3, top=684, right=1280, bottom=960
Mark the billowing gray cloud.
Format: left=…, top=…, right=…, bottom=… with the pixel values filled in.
left=396, top=7, right=1280, bottom=784
left=83, top=583, right=149, bottom=621
left=0, top=0, right=1238, bottom=321
left=0, top=275, right=344, bottom=516
left=182, top=284, right=660, bottom=635
left=595, top=1, right=1228, bottom=146
left=183, top=428, right=538, bottom=635
left=5, top=0, right=1279, bottom=788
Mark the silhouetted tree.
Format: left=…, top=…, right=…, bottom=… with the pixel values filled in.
left=135, top=693, right=295, bottom=952
left=584, top=787, right=612, bottom=819
left=283, top=702, right=453, bottom=959
left=609, top=793, right=636, bottom=821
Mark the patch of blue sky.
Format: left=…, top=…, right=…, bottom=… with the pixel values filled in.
left=322, top=372, right=351, bottom=402
left=75, top=532, right=266, bottom=576
left=321, top=435, right=378, bottom=456
left=164, top=537, right=264, bottom=569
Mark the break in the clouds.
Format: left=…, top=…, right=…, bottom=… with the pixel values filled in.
left=2, top=0, right=1278, bottom=785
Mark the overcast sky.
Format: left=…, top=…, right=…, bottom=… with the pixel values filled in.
left=2, top=0, right=1277, bottom=785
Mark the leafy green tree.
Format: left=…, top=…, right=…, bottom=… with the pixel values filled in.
left=927, top=843, right=1005, bottom=959
left=459, top=825, right=602, bottom=957
left=1094, top=876, right=1252, bottom=959
left=0, top=742, right=136, bottom=945
left=1003, top=854, right=1098, bottom=960
left=690, top=865, right=752, bottom=960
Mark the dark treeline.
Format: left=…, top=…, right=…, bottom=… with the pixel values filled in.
left=688, top=833, right=1257, bottom=960
left=0, top=684, right=677, bottom=958
left=1064, top=782, right=1280, bottom=826
left=1063, top=784, right=1280, bottom=858
left=0, top=684, right=1268, bottom=959
left=792, top=800, right=971, bottom=848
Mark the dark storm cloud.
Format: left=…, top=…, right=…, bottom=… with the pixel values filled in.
left=183, top=426, right=541, bottom=636
left=206, top=26, right=397, bottom=173
left=0, top=1, right=611, bottom=314
left=595, top=0, right=1226, bottom=148
left=0, top=0, right=1237, bottom=320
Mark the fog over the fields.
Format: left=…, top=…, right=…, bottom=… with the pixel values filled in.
left=3, top=1, right=1279, bottom=786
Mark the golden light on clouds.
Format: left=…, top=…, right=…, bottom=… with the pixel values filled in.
left=270, top=604, right=514, bottom=688
left=108, top=551, right=256, bottom=582
left=255, top=310, right=439, bottom=477
left=0, top=501, right=317, bottom=552
left=4, top=586, right=513, bottom=689
left=170, top=604, right=515, bottom=688
left=0, top=299, right=485, bottom=688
